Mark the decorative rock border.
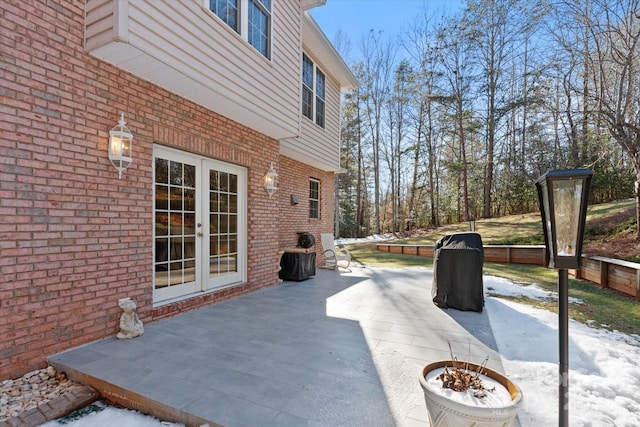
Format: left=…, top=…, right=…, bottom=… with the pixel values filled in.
left=1, top=367, right=99, bottom=427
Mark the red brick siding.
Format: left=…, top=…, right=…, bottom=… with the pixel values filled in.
left=277, top=156, right=336, bottom=265
left=0, top=0, right=331, bottom=380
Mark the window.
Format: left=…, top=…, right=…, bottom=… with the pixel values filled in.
left=309, top=178, right=320, bottom=219
left=301, top=53, right=326, bottom=128
left=248, top=0, right=270, bottom=57
left=302, top=54, right=314, bottom=121
left=208, top=0, right=271, bottom=58
left=209, top=0, right=238, bottom=31
left=315, top=68, right=325, bottom=127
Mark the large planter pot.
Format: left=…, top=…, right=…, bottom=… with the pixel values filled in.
left=419, top=360, right=523, bottom=427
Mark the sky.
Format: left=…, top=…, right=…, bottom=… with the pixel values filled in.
left=43, top=269, right=640, bottom=427
left=309, top=0, right=465, bottom=58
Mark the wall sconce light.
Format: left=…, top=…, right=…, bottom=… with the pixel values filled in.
left=264, top=162, right=278, bottom=198
left=108, top=113, right=133, bottom=179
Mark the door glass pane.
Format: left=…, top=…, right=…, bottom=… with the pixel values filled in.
left=229, top=195, right=237, bottom=213
left=170, top=162, right=182, bottom=185
left=220, top=193, right=229, bottom=212
left=210, top=213, right=219, bottom=233
left=155, top=185, right=168, bottom=210
left=210, top=192, right=219, bottom=212
left=154, top=158, right=197, bottom=289
left=184, top=189, right=195, bottom=211
left=155, top=158, right=168, bottom=184
left=209, top=168, right=239, bottom=280
left=219, top=172, right=229, bottom=192
left=155, top=213, right=168, bottom=236
left=229, top=174, right=237, bottom=193
left=184, top=164, right=196, bottom=187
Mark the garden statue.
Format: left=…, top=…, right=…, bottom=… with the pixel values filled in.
left=117, top=297, right=144, bottom=339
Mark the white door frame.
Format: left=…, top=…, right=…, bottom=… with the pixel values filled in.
left=153, top=145, right=247, bottom=305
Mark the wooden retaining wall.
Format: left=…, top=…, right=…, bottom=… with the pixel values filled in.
left=376, top=244, right=640, bottom=301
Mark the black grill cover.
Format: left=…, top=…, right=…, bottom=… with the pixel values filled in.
left=432, top=232, right=484, bottom=312
left=298, top=233, right=315, bottom=248
left=280, top=252, right=316, bottom=281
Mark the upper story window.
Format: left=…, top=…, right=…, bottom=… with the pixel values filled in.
left=315, top=68, right=325, bottom=128
left=208, top=0, right=271, bottom=58
left=302, top=53, right=326, bottom=128
left=209, top=0, right=239, bottom=30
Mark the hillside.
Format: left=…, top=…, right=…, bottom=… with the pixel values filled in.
left=395, top=199, right=639, bottom=263
left=583, top=203, right=639, bottom=262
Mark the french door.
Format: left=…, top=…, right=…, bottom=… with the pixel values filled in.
left=153, top=146, right=246, bottom=304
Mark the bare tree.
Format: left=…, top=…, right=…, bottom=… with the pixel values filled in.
left=433, top=18, right=476, bottom=222
left=358, top=30, right=396, bottom=234
left=404, top=9, right=443, bottom=228
left=560, top=0, right=640, bottom=237
left=463, top=0, right=548, bottom=218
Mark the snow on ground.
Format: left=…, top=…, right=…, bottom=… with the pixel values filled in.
left=43, top=271, right=640, bottom=426
left=335, top=233, right=394, bottom=245
left=41, top=401, right=184, bottom=426
left=484, top=276, right=640, bottom=427
left=485, top=274, right=584, bottom=304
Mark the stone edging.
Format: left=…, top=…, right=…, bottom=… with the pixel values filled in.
left=0, top=384, right=99, bottom=427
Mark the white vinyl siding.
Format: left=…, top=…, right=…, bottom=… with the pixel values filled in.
left=282, top=55, right=342, bottom=171
left=84, top=0, right=299, bottom=140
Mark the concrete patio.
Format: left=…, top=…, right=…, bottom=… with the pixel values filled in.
left=49, top=266, right=515, bottom=427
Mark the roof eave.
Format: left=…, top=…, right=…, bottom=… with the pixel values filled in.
left=302, top=11, right=359, bottom=90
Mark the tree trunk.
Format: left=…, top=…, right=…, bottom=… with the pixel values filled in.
left=636, top=178, right=640, bottom=240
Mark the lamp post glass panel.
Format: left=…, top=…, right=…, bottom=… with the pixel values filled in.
left=535, top=169, right=592, bottom=427
left=536, top=169, right=592, bottom=270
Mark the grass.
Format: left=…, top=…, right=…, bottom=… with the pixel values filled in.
left=585, top=198, right=635, bottom=219
left=348, top=243, right=433, bottom=268
left=345, top=199, right=640, bottom=336
left=482, top=262, right=640, bottom=335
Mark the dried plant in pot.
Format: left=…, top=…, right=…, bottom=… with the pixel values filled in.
left=419, top=350, right=523, bottom=427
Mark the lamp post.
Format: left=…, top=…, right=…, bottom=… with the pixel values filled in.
left=535, top=169, right=592, bottom=427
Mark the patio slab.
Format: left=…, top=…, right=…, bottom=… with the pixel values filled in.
left=48, top=267, right=517, bottom=427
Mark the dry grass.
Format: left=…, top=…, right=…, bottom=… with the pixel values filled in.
left=344, top=199, right=640, bottom=335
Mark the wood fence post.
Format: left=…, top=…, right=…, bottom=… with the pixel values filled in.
left=600, top=260, right=609, bottom=289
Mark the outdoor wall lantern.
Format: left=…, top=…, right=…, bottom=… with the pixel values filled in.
left=535, top=168, right=592, bottom=427
left=264, top=162, right=278, bottom=198
left=108, top=113, right=133, bottom=179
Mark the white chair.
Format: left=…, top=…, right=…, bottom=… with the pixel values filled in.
left=320, top=233, right=351, bottom=270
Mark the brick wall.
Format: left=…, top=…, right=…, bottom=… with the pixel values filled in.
left=277, top=156, right=336, bottom=266
left=0, top=0, right=334, bottom=380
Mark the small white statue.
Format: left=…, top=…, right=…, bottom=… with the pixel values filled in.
left=117, top=297, right=144, bottom=339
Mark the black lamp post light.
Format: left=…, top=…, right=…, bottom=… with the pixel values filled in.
left=535, top=169, right=593, bottom=427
